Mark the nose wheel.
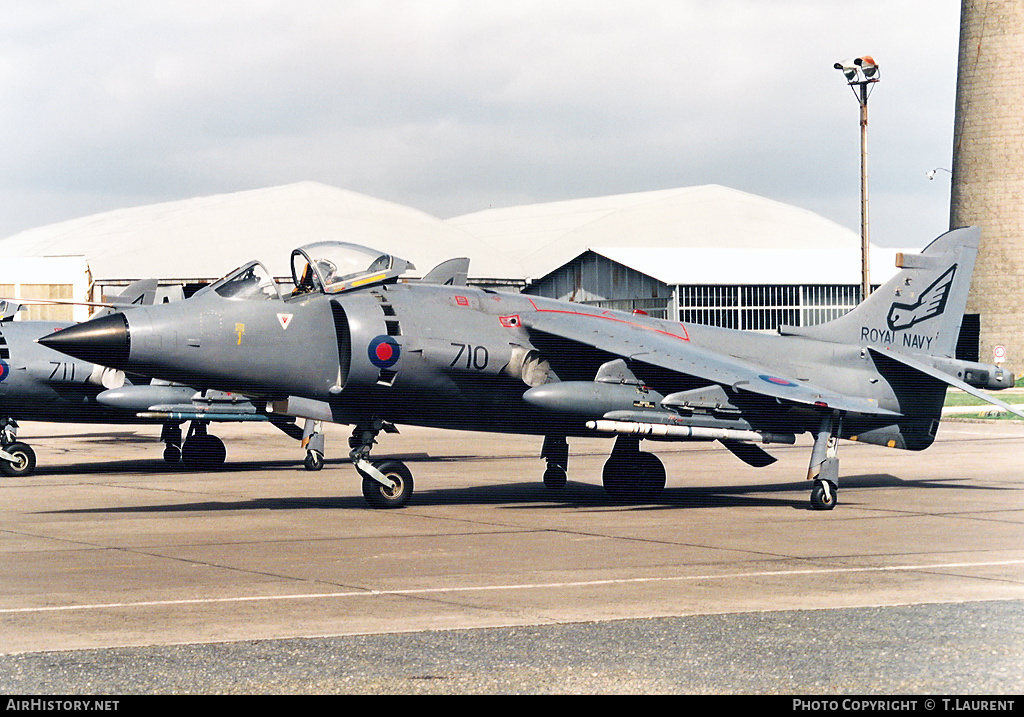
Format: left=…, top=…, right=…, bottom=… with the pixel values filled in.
left=304, top=449, right=325, bottom=471
left=0, top=419, right=36, bottom=477
left=349, top=420, right=413, bottom=508
left=358, top=459, right=414, bottom=508
left=0, top=441, right=36, bottom=477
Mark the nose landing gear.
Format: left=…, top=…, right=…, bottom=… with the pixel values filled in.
left=349, top=420, right=412, bottom=509
left=0, top=418, right=35, bottom=477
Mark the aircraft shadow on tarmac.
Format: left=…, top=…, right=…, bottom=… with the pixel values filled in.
left=33, top=432, right=164, bottom=444
left=39, top=468, right=1007, bottom=516
left=28, top=453, right=433, bottom=477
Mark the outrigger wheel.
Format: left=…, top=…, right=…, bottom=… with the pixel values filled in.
left=304, top=450, right=325, bottom=471
left=810, top=480, right=838, bottom=510
left=808, top=414, right=841, bottom=511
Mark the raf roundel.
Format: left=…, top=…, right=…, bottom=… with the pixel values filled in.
left=368, top=335, right=401, bottom=369
left=759, top=374, right=798, bottom=388
left=0, top=361, right=8, bottom=383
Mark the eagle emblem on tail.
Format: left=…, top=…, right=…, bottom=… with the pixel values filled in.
left=886, top=264, right=957, bottom=332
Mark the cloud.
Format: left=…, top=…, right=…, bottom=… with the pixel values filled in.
left=0, top=1, right=961, bottom=246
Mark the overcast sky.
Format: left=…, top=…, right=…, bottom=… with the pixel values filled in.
left=1, top=1, right=962, bottom=247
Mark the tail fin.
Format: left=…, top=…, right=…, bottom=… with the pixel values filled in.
left=419, top=257, right=470, bottom=286
left=780, top=226, right=978, bottom=358
left=108, top=279, right=159, bottom=307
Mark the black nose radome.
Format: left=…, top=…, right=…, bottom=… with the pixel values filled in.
left=38, top=313, right=130, bottom=369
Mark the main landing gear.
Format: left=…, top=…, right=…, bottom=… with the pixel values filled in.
left=349, top=420, right=413, bottom=509
left=539, top=433, right=667, bottom=501
left=807, top=414, right=841, bottom=510
left=602, top=435, right=666, bottom=501
left=541, top=435, right=568, bottom=490
left=161, top=421, right=226, bottom=470
left=0, top=418, right=35, bottom=477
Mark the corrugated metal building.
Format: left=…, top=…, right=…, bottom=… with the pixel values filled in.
left=450, top=185, right=905, bottom=329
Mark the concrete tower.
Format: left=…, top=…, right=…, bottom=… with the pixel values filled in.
left=950, top=0, right=1024, bottom=376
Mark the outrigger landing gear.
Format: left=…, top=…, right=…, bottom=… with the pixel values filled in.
left=541, top=434, right=568, bottom=489
left=808, top=413, right=842, bottom=510
left=349, top=419, right=412, bottom=508
left=602, top=435, right=666, bottom=501
left=0, top=418, right=35, bottom=477
left=302, top=419, right=325, bottom=471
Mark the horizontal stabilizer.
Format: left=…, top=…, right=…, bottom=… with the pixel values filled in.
left=869, top=347, right=1024, bottom=419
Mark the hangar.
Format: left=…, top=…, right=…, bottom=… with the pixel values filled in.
left=449, top=184, right=904, bottom=329
left=0, top=182, right=902, bottom=332
left=0, top=182, right=524, bottom=321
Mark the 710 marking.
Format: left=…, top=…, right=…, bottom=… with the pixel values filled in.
left=450, top=343, right=489, bottom=370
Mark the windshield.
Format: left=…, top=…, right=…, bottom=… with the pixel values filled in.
left=290, top=242, right=414, bottom=295
left=209, top=261, right=281, bottom=301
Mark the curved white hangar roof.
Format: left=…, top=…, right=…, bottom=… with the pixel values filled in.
left=449, top=184, right=903, bottom=285
left=0, top=182, right=521, bottom=282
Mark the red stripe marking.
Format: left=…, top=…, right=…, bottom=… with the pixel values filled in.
left=527, top=299, right=690, bottom=341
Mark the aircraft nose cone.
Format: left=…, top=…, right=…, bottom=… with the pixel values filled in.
left=38, top=313, right=131, bottom=369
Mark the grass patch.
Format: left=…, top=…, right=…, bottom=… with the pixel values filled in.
left=944, top=390, right=1024, bottom=407
left=948, top=410, right=1022, bottom=421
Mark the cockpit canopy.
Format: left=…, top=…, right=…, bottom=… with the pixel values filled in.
left=290, top=242, right=415, bottom=295
left=208, top=261, right=282, bottom=301
left=201, top=242, right=415, bottom=303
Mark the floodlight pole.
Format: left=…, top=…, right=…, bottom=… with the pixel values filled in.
left=857, top=80, right=871, bottom=301
left=835, top=57, right=879, bottom=302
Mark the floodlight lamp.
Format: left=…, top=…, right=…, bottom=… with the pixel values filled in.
left=855, top=55, right=878, bottom=78
left=834, top=60, right=859, bottom=82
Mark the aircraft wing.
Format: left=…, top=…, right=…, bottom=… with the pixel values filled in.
left=522, top=310, right=899, bottom=417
